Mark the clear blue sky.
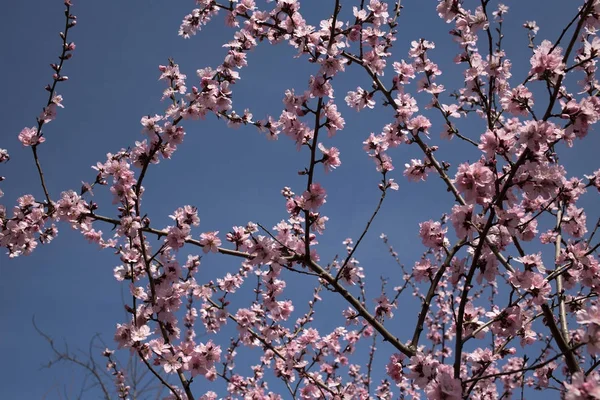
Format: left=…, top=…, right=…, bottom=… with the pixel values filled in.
left=1, top=0, right=598, bottom=398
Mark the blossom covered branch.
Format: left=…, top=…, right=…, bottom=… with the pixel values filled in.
left=4, top=0, right=600, bottom=399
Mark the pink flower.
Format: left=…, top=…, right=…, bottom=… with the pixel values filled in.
left=0, top=148, right=9, bottom=163
left=319, top=56, right=346, bottom=76
left=247, top=235, right=277, bottom=265
left=311, top=215, right=328, bottom=234
left=437, top=0, right=461, bottom=22
left=450, top=204, right=474, bottom=239
left=563, top=205, right=588, bottom=238
left=373, top=152, right=394, bottom=173
left=576, top=304, right=600, bottom=355
left=268, top=299, right=294, bottom=321
left=162, top=352, right=183, bottom=374
left=199, top=392, right=218, bottom=400
left=561, top=97, right=600, bottom=140
left=413, top=258, right=436, bottom=283
left=426, top=370, right=462, bottom=400
left=564, top=372, right=600, bottom=400
left=514, top=253, right=546, bottom=273
left=345, top=87, right=375, bottom=111
left=169, top=205, right=200, bottom=227
left=419, top=220, right=448, bottom=249
left=518, top=120, right=561, bottom=153
left=338, top=260, right=365, bottom=285
left=308, top=75, right=333, bottom=98
left=298, top=328, right=320, bottom=346
left=18, top=127, right=44, bottom=146
left=523, top=20, right=539, bottom=34
left=407, top=115, right=432, bottom=134
left=453, top=161, right=494, bottom=204
left=39, top=104, right=58, bottom=123
left=114, top=323, right=134, bottom=349
left=374, top=294, right=396, bottom=318
left=140, top=114, right=163, bottom=136
left=166, top=225, right=191, bottom=250
left=488, top=305, right=523, bottom=337
left=130, top=324, right=151, bottom=342
left=577, top=304, right=600, bottom=326
left=367, top=0, right=389, bottom=26
left=392, top=60, right=416, bottom=86
left=301, top=183, right=327, bottom=211
left=323, top=101, right=345, bottom=137
left=501, top=85, right=533, bottom=116
left=394, top=92, right=418, bottom=121
left=217, top=272, right=243, bottom=293
left=529, top=273, right=551, bottom=305
left=199, top=231, right=221, bottom=253
left=407, top=353, right=438, bottom=388
left=385, top=178, right=399, bottom=191
left=318, top=143, right=341, bottom=172
left=386, top=353, right=405, bottom=384
left=529, top=40, right=564, bottom=78
left=404, top=159, right=429, bottom=182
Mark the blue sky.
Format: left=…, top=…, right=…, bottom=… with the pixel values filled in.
left=1, top=0, right=599, bottom=398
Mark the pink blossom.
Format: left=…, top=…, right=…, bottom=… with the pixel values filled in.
left=345, top=87, right=375, bottom=111
left=323, top=101, right=345, bottom=137
left=419, top=220, right=448, bottom=249
left=407, top=115, right=432, bottom=134
left=407, top=353, right=438, bottom=388
left=166, top=225, right=190, bottom=250
left=564, top=372, right=600, bottom=400
left=301, top=183, right=327, bottom=211
left=487, top=306, right=523, bottom=337
left=453, top=161, right=494, bottom=204
left=393, top=60, right=415, bottom=86
left=523, top=20, right=539, bottom=34
left=386, top=353, right=405, bottom=384
left=199, top=231, right=221, bottom=253
left=267, top=299, right=294, bottom=321
left=367, top=0, right=389, bottom=26
left=437, top=0, right=462, bottom=22
left=529, top=273, right=551, bottom=305
left=114, top=323, right=134, bottom=349
left=425, top=369, right=462, bottom=400
left=161, top=352, right=183, bottom=374
left=404, top=159, right=429, bottom=182
left=39, top=104, right=58, bottom=123
left=450, top=204, right=474, bottom=239
left=374, top=294, right=396, bottom=319
left=373, top=152, right=394, bottom=173
left=501, top=85, right=533, bottom=116
left=338, top=259, right=365, bottom=285
left=563, top=205, right=588, bottom=238
left=518, top=120, right=562, bottom=153
left=394, top=92, right=418, bottom=121
left=317, top=143, right=341, bottom=173
left=18, top=127, right=44, bottom=146
left=217, top=272, right=243, bottom=293
left=530, top=40, right=564, bottom=78
left=199, top=392, right=218, bottom=400
left=308, top=75, right=333, bottom=98
left=0, top=148, right=9, bottom=163
left=413, top=258, right=436, bottom=283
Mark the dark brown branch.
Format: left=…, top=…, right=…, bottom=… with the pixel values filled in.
left=33, top=317, right=111, bottom=400
left=410, top=240, right=465, bottom=349
left=541, top=303, right=580, bottom=374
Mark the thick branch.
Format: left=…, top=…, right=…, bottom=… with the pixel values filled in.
left=541, top=303, right=580, bottom=374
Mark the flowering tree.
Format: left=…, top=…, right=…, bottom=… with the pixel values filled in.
left=3, top=0, right=600, bottom=398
